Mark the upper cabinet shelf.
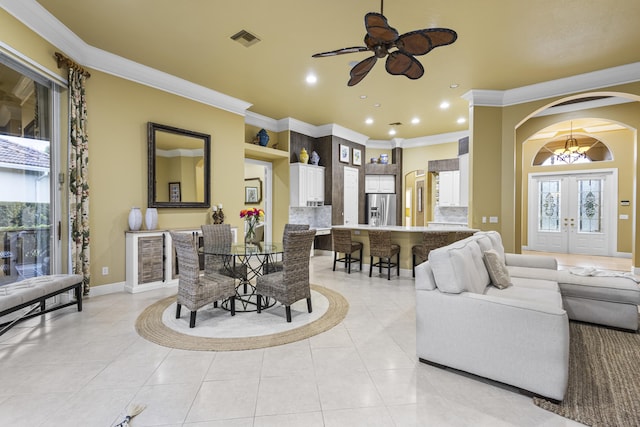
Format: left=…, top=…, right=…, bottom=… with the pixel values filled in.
left=244, top=143, right=289, bottom=161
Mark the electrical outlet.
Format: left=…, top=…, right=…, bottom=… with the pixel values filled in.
left=489, top=216, right=498, bottom=223
left=102, top=267, right=109, bottom=275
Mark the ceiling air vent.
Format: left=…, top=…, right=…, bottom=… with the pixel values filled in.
left=230, top=30, right=261, bottom=47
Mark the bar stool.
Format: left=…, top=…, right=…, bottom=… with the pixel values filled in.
left=332, top=228, right=363, bottom=273
left=368, top=230, right=400, bottom=280
left=411, top=231, right=450, bottom=277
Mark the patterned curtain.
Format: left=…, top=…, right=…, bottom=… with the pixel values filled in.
left=68, top=67, right=91, bottom=295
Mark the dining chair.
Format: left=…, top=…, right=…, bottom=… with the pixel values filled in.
left=411, top=231, right=451, bottom=277
left=170, top=232, right=236, bottom=328
left=264, top=223, right=310, bottom=274
left=201, top=224, right=247, bottom=280
left=368, top=230, right=400, bottom=280
left=332, top=228, right=363, bottom=273
left=256, top=229, right=316, bottom=322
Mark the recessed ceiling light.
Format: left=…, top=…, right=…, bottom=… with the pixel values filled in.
left=305, top=74, right=317, bottom=85
left=365, top=118, right=374, bottom=125
left=457, top=117, right=466, bottom=124
left=374, top=103, right=381, bottom=108
left=411, top=117, right=420, bottom=124
left=389, top=129, right=397, bottom=136
left=360, top=95, right=367, bottom=99
left=440, top=101, right=450, bottom=110
left=450, top=83, right=459, bottom=88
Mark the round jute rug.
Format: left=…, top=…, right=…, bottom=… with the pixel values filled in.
left=135, top=284, right=349, bottom=351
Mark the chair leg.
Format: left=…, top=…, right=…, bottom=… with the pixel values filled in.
left=286, top=306, right=292, bottom=322
left=369, top=256, right=373, bottom=277
left=359, top=248, right=363, bottom=270
left=256, top=294, right=262, bottom=313
left=412, top=254, right=416, bottom=278
left=387, top=257, right=391, bottom=280
left=230, top=296, right=236, bottom=316
left=397, top=252, right=400, bottom=276
left=214, top=301, right=218, bottom=308
left=176, top=303, right=182, bottom=319
left=347, top=254, right=351, bottom=273
left=333, top=251, right=337, bottom=271
left=307, top=297, right=312, bottom=313
left=189, top=311, right=197, bottom=328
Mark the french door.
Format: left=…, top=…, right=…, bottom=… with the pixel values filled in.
left=528, top=171, right=616, bottom=255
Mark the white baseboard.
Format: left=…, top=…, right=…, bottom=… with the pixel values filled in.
left=88, top=281, right=125, bottom=297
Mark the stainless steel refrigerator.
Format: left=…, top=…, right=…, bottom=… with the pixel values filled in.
left=366, top=194, right=397, bottom=226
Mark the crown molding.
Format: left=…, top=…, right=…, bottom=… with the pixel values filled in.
left=463, top=62, right=640, bottom=107
left=401, top=131, right=470, bottom=148
left=0, top=0, right=252, bottom=116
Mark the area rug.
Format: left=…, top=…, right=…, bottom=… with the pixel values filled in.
left=533, top=321, right=640, bottom=427
left=135, top=284, right=348, bottom=351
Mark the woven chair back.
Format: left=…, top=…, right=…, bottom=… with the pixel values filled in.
left=170, top=232, right=199, bottom=286
left=368, top=230, right=394, bottom=258
left=333, top=228, right=354, bottom=253
left=282, top=229, right=316, bottom=284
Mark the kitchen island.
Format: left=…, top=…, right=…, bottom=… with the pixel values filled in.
left=331, top=225, right=478, bottom=272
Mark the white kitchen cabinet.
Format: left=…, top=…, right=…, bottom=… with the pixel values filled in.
left=365, top=175, right=395, bottom=193
left=438, top=170, right=460, bottom=206
left=290, top=163, right=325, bottom=207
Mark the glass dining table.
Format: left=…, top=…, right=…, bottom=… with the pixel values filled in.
left=202, top=242, right=283, bottom=312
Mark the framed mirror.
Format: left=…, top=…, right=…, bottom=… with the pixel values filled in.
left=148, top=122, right=210, bottom=208
left=244, top=177, right=262, bottom=204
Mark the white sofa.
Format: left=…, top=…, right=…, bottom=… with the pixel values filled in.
left=415, top=231, right=570, bottom=401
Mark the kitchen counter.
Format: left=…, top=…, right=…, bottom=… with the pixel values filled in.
left=331, top=224, right=478, bottom=272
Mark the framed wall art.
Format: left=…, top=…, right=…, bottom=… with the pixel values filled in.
left=169, top=182, right=181, bottom=202
left=339, top=144, right=350, bottom=163
left=353, top=148, right=362, bottom=166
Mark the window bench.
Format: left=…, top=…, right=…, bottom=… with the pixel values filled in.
left=0, top=274, right=83, bottom=336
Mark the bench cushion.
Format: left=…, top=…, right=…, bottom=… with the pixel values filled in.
left=0, top=274, right=83, bottom=313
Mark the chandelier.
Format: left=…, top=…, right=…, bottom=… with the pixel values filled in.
left=553, top=122, right=589, bottom=164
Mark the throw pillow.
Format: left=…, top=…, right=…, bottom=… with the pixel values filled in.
left=483, top=249, right=512, bottom=289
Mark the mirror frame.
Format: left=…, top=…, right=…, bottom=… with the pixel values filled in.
left=148, top=122, right=211, bottom=208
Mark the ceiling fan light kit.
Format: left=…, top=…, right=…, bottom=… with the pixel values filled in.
left=312, top=1, right=457, bottom=86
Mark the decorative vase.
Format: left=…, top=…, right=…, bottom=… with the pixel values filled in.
left=310, top=150, right=320, bottom=165
left=145, top=208, right=158, bottom=230
left=257, top=129, right=270, bottom=147
left=300, top=147, right=309, bottom=164
left=217, top=207, right=225, bottom=224
left=245, top=222, right=256, bottom=244
left=128, top=207, right=142, bottom=231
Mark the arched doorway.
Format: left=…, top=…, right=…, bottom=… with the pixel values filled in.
left=515, top=94, right=639, bottom=265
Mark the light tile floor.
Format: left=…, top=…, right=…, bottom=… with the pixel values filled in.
left=0, top=254, right=588, bottom=427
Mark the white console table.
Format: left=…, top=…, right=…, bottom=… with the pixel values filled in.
left=125, top=227, right=237, bottom=293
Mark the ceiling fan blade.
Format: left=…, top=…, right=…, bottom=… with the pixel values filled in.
left=348, top=56, right=377, bottom=86
left=365, top=12, right=399, bottom=44
left=312, top=46, right=370, bottom=57
left=395, top=28, right=458, bottom=56
left=385, top=52, right=424, bottom=79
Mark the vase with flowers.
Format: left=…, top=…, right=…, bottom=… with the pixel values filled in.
left=240, top=207, right=264, bottom=244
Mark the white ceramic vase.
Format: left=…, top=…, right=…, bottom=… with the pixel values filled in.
left=128, top=207, right=142, bottom=231
left=145, top=208, right=158, bottom=230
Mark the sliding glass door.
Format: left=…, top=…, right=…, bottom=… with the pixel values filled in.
left=0, top=57, right=60, bottom=284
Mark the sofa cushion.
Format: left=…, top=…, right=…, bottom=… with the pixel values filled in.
left=556, top=270, right=640, bottom=305
left=485, top=282, right=563, bottom=309
left=474, top=231, right=506, bottom=261
left=483, top=249, right=512, bottom=289
left=511, top=276, right=560, bottom=292
left=429, top=239, right=490, bottom=294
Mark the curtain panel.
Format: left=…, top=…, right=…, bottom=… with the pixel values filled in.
left=68, top=67, right=91, bottom=295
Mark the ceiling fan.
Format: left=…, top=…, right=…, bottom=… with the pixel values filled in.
left=312, top=1, right=457, bottom=86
